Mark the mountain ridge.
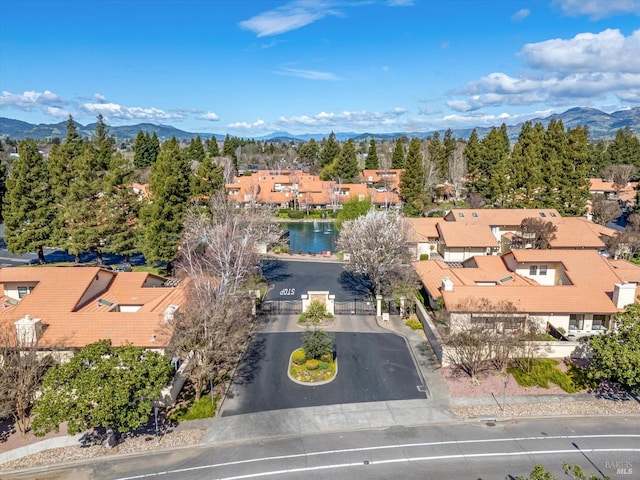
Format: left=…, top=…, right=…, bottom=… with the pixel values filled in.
left=1, top=106, right=638, bottom=143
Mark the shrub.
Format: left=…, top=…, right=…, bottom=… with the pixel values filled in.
left=305, top=300, right=327, bottom=323
left=404, top=318, right=423, bottom=330
left=419, top=254, right=429, bottom=261
left=318, top=361, right=329, bottom=370
left=302, top=328, right=335, bottom=360
left=292, top=349, right=307, bottom=365
left=305, top=359, right=319, bottom=370
left=298, top=312, right=308, bottom=323
left=508, top=359, right=581, bottom=393
left=326, top=312, right=333, bottom=319
left=288, top=209, right=305, bottom=219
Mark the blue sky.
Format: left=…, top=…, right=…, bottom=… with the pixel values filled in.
left=1, top=0, right=639, bottom=137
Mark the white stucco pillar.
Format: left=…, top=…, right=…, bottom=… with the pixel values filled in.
left=376, top=295, right=382, bottom=317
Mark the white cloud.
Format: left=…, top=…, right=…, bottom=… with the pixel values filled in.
left=198, top=112, right=220, bottom=121
left=82, top=102, right=185, bottom=122
left=227, top=119, right=266, bottom=130
left=387, top=107, right=407, bottom=115
left=387, top=0, right=414, bottom=6
left=418, top=107, right=441, bottom=115
left=274, top=67, right=341, bottom=81
left=450, top=29, right=640, bottom=113
left=0, top=90, right=66, bottom=110
left=239, top=0, right=340, bottom=37
left=511, top=9, right=530, bottom=21
left=553, top=0, right=640, bottom=19
left=94, top=93, right=108, bottom=103
left=521, top=29, right=640, bottom=73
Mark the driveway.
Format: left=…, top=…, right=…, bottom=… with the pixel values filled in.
left=221, top=331, right=425, bottom=416
left=261, top=259, right=371, bottom=301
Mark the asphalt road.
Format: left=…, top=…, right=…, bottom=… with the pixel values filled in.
left=261, top=259, right=371, bottom=301
left=8, top=417, right=639, bottom=480
left=221, top=332, right=425, bottom=416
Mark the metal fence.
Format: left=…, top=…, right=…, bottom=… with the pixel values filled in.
left=334, top=300, right=376, bottom=316
left=260, top=300, right=303, bottom=315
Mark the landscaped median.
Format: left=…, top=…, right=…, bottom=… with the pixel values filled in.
left=288, top=348, right=337, bottom=385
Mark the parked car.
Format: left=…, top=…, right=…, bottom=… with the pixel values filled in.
left=113, top=264, right=132, bottom=272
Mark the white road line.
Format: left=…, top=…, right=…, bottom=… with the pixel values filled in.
left=114, top=435, right=640, bottom=480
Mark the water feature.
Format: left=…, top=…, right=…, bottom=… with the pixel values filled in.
left=284, top=221, right=338, bottom=254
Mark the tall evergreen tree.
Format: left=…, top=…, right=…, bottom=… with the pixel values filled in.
left=93, top=114, right=114, bottom=170
left=100, top=152, right=141, bottom=264
left=391, top=138, right=405, bottom=169
left=427, top=132, right=447, bottom=181
left=333, top=138, right=359, bottom=183
left=222, top=134, right=238, bottom=171
left=365, top=139, right=379, bottom=169
left=298, top=138, right=320, bottom=165
left=442, top=129, right=456, bottom=181
left=187, top=135, right=206, bottom=163
left=3, top=139, right=53, bottom=264
left=482, top=124, right=511, bottom=206
left=608, top=126, right=640, bottom=167
left=208, top=136, right=219, bottom=157
left=319, top=132, right=341, bottom=168
left=399, top=138, right=427, bottom=216
left=464, top=129, right=484, bottom=188
left=48, top=117, right=83, bottom=249
left=508, top=122, right=544, bottom=208
left=140, top=138, right=191, bottom=266
left=62, top=143, right=104, bottom=263
left=541, top=119, right=568, bottom=211
left=587, top=139, right=610, bottom=177
left=133, top=131, right=150, bottom=168
left=149, top=132, right=160, bottom=164
left=191, top=156, right=224, bottom=199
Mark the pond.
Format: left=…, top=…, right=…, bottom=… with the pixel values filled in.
left=283, top=221, right=339, bottom=254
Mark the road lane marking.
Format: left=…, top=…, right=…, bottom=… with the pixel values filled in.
left=114, top=435, right=640, bottom=479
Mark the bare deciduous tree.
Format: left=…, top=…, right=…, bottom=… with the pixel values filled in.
left=602, top=164, right=636, bottom=187
left=448, top=144, right=467, bottom=203
left=0, top=325, right=54, bottom=434
left=337, top=209, right=412, bottom=295
left=591, top=193, right=622, bottom=226
left=516, top=217, right=558, bottom=249
left=325, top=179, right=342, bottom=213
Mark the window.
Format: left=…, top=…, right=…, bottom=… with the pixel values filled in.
left=550, top=212, right=557, bottom=217
left=472, top=212, right=478, bottom=217
left=592, top=315, right=606, bottom=331
left=17, top=286, right=32, bottom=299
left=529, top=265, right=538, bottom=275
left=539, top=212, right=547, bottom=217
left=569, top=314, right=584, bottom=330
left=539, top=265, right=548, bottom=276
left=458, top=212, right=464, bottom=218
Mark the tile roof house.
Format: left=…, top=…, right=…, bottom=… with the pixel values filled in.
left=407, top=209, right=618, bottom=262
left=225, top=169, right=403, bottom=210
left=589, top=178, right=638, bottom=205
left=0, top=267, right=186, bottom=352
left=414, top=249, right=640, bottom=339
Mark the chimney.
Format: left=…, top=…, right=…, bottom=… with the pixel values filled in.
left=613, top=282, right=637, bottom=308
left=164, top=305, right=180, bottom=322
left=441, top=277, right=454, bottom=292
left=14, top=314, right=43, bottom=346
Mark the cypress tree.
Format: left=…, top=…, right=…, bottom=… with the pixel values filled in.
left=140, top=138, right=191, bottom=266
left=319, top=132, right=340, bottom=168
left=391, top=138, right=405, bottom=169
left=222, top=134, right=238, bottom=171
left=365, top=139, right=379, bottom=169
left=464, top=129, right=483, bottom=188
left=399, top=138, right=427, bottom=216
left=100, top=152, right=140, bottom=264
left=93, top=114, right=113, bottom=170
left=208, top=136, right=220, bottom=157
left=187, top=135, right=206, bottom=163
left=191, top=156, right=224, bottom=199
left=150, top=132, right=160, bottom=164
left=608, top=127, right=640, bottom=167
left=3, top=139, right=53, bottom=264
left=62, top=143, right=103, bottom=263
left=333, top=138, right=359, bottom=183
left=133, top=131, right=149, bottom=168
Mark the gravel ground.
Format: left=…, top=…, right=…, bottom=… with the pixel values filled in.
left=0, top=428, right=205, bottom=472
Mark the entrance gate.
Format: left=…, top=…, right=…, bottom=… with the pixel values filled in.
left=334, top=300, right=376, bottom=316
left=260, top=300, right=303, bottom=315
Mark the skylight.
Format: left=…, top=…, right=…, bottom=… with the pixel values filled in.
left=539, top=212, right=547, bottom=217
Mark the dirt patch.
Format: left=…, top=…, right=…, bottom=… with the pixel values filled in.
left=0, top=419, right=69, bottom=454
left=441, top=363, right=576, bottom=398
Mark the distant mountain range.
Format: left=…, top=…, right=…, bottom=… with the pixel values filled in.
left=1, top=106, right=639, bottom=143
